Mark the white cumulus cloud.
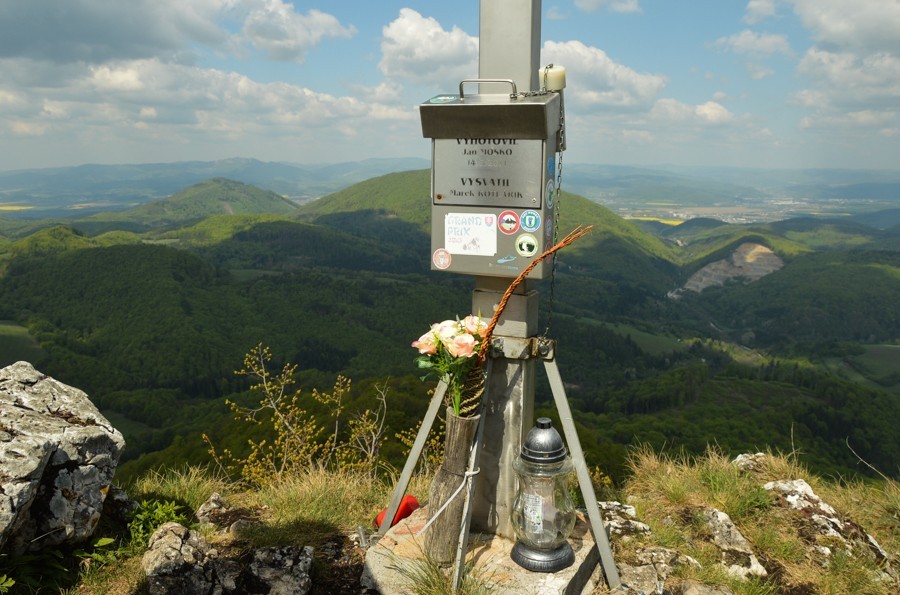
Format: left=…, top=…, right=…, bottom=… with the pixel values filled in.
left=90, top=65, right=145, bottom=92
left=0, top=0, right=232, bottom=64
left=575, top=0, right=642, bottom=14
left=379, top=9, right=478, bottom=86
left=650, top=98, right=694, bottom=122
left=542, top=40, right=666, bottom=109
left=713, top=30, right=792, bottom=56
left=798, top=49, right=900, bottom=108
left=743, top=0, right=777, bottom=25
left=650, top=98, right=736, bottom=125
left=788, top=0, right=900, bottom=54
left=696, top=101, right=734, bottom=124
left=546, top=6, right=567, bottom=20
left=241, top=1, right=356, bottom=63
left=847, top=110, right=896, bottom=126
left=786, top=1, right=900, bottom=143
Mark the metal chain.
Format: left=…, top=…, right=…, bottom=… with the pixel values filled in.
left=542, top=97, right=565, bottom=339
left=512, top=65, right=557, bottom=98
left=511, top=65, right=565, bottom=339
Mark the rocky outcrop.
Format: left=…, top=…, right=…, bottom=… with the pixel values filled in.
left=598, top=501, right=653, bottom=542
left=604, top=454, right=895, bottom=595
left=670, top=242, right=784, bottom=297
left=764, top=478, right=891, bottom=567
left=701, top=508, right=767, bottom=579
left=0, top=361, right=125, bottom=553
left=141, top=493, right=321, bottom=594
left=142, top=522, right=221, bottom=595
left=141, top=519, right=314, bottom=594
left=617, top=546, right=701, bottom=594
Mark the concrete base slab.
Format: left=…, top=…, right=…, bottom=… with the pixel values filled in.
left=362, top=507, right=607, bottom=595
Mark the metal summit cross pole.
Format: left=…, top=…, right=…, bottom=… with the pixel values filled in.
left=375, top=0, right=620, bottom=591
left=468, top=0, right=543, bottom=544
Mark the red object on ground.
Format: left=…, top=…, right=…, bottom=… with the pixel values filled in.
left=374, top=495, right=420, bottom=529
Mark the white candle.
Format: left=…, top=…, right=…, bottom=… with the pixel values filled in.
left=541, top=65, right=566, bottom=91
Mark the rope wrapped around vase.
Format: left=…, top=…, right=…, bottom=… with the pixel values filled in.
left=454, top=225, right=593, bottom=417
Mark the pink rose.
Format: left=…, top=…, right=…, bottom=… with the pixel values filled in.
left=462, top=315, right=488, bottom=336
left=434, top=320, right=460, bottom=343
left=411, top=331, right=438, bottom=355
left=447, top=333, right=477, bottom=358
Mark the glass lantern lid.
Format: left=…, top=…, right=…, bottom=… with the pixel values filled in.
left=520, top=417, right=568, bottom=464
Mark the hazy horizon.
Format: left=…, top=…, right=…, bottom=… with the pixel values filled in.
left=3, top=157, right=900, bottom=176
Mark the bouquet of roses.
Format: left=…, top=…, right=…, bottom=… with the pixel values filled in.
left=411, top=315, right=489, bottom=416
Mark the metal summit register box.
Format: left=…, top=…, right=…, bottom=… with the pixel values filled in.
left=420, top=80, right=563, bottom=279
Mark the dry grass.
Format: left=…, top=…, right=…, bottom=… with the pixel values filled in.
left=128, top=464, right=232, bottom=511
left=70, top=556, right=146, bottom=595
left=37, top=450, right=900, bottom=595
left=817, top=472, right=900, bottom=558
left=243, top=465, right=404, bottom=548
left=619, top=445, right=898, bottom=595
left=61, top=464, right=433, bottom=595
left=624, top=445, right=773, bottom=523
left=388, top=545, right=497, bottom=595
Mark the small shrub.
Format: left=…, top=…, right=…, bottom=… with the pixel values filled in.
left=74, top=536, right=121, bottom=569
left=204, top=343, right=327, bottom=487
left=128, top=499, right=189, bottom=549
left=205, top=343, right=393, bottom=487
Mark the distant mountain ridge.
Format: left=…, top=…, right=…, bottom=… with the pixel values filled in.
left=94, top=178, right=298, bottom=227
left=4, top=158, right=898, bottom=223
left=2, top=170, right=897, bottom=353
left=0, top=157, right=430, bottom=218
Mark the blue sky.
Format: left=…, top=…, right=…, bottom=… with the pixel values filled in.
left=1, top=0, right=898, bottom=171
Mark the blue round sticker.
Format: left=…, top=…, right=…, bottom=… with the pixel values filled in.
left=521, top=209, right=541, bottom=232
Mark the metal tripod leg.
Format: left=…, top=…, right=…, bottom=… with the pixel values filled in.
left=544, top=356, right=622, bottom=589
left=376, top=378, right=449, bottom=538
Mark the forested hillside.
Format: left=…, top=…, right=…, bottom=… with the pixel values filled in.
left=0, top=171, right=897, bottom=483
left=93, top=177, right=299, bottom=227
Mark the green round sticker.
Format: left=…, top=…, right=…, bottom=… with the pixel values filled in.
left=515, top=233, right=538, bottom=257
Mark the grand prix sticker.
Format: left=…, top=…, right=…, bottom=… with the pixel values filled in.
left=498, top=210, right=520, bottom=235
left=432, top=248, right=452, bottom=269
left=520, top=210, right=541, bottom=233
left=444, top=212, right=496, bottom=255
left=515, top=233, right=539, bottom=257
